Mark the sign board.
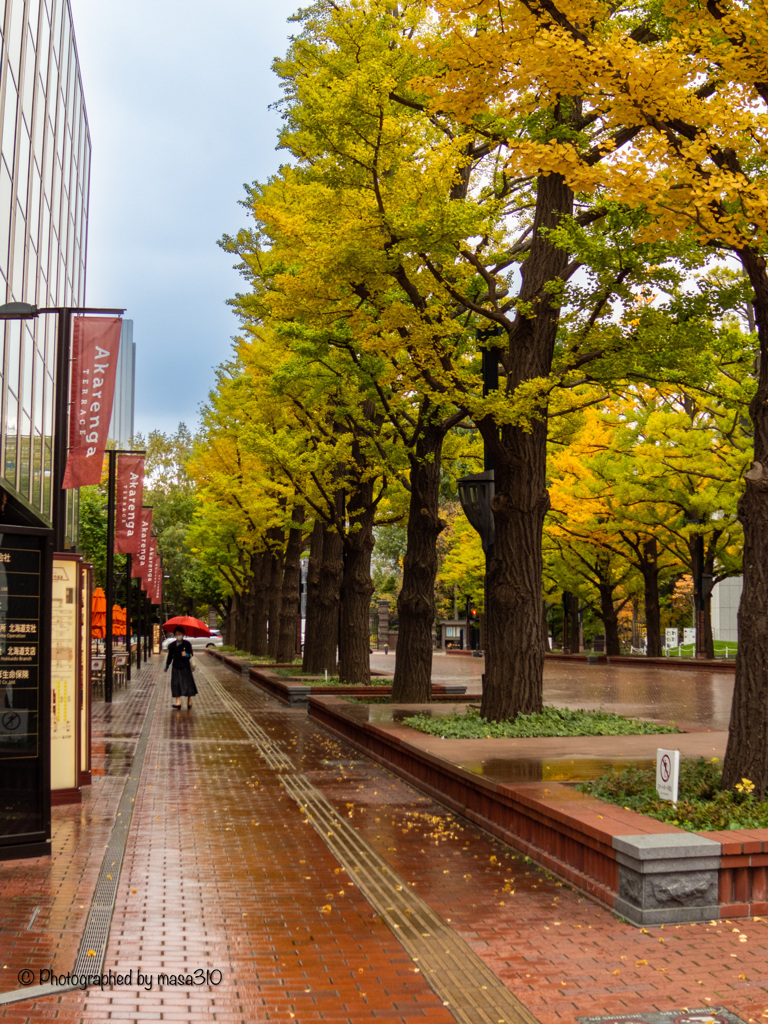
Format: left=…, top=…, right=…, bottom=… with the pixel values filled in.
left=656, top=748, right=680, bottom=804
left=0, top=528, right=51, bottom=857
left=664, top=628, right=678, bottom=649
left=684, top=627, right=696, bottom=646
left=51, top=555, right=80, bottom=798
left=79, top=562, right=92, bottom=785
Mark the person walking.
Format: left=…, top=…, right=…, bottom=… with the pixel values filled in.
left=164, top=626, right=198, bottom=709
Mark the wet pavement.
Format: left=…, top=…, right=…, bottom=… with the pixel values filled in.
left=366, top=652, right=733, bottom=783
left=1, top=653, right=765, bottom=1024
left=376, top=652, right=735, bottom=732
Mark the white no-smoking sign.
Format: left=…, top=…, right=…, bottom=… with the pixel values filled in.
left=656, top=748, right=680, bottom=803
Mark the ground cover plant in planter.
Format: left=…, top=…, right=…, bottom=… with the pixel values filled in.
left=578, top=758, right=768, bottom=831
left=401, top=706, right=680, bottom=739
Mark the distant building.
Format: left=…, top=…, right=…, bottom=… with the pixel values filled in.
left=0, top=0, right=90, bottom=533
left=109, top=319, right=135, bottom=448
left=710, top=576, right=742, bottom=644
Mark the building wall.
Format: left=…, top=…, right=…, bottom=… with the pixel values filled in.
left=109, top=319, right=135, bottom=448
left=0, top=0, right=90, bottom=525
left=710, top=575, right=742, bottom=644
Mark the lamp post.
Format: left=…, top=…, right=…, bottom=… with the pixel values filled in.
left=0, top=302, right=124, bottom=549
left=457, top=340, right=499, bottom=652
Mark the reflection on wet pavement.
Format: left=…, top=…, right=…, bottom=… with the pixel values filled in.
left=370, top=653, right=735, bottom=731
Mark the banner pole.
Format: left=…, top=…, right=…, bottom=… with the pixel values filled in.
left=52, top=308, right=73, bottom=551
left=126, top=552, right=132, bottom=682
left=105, top=450, right=116, bottom=703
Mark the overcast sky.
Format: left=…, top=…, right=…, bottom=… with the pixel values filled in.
left=68, top=0, right=302, bottom=437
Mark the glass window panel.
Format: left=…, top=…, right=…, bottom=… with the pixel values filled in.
left=51, top=0, right=61, bottom=63
left=43, top=117, right=53, bottom=183
left=29, top=159, right=40, bottom=242
left=23, top=28, right=36, bottom=115
left=59, top=34, right=69, bottom=98
left=28, top=0, right=40, bottom=34
left=26, top=239, right=37, bottom=300
left=2, top=80, right=18, bottom=170
left=62, top=118, right=70, bottom=170
left=4, top=390, right=18, bottom=486
left=34, top=79, right=45, bottom=155
left=11, top=206, right=26, bottom=297
left=21, top=326, right=33, bottom=414
left=32, top=430, right=42, bottom=507
left=40, top=192, right=49, bottom=253
left=42, top=434, right=51, bottom=518
left=43, top=367, right=52, bottom=434
left=18, top=413, right=31, bottom=499
left=33, top=351, right=43, bottom=432
left=16, top=122, right=30, bottom=203
left=51, top=154, right=60, bottom=222
left=6, top=320, right=21, bottom=393
left=7, top=0, right=25, bottom=87
left=0, top=162, right=12, bottom=269
left=38, top=8, right=49, bottom=74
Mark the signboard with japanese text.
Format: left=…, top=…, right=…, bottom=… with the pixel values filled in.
left=0, top=528, right=51, bottom=857
left=50, top=555, right=81, bottom=798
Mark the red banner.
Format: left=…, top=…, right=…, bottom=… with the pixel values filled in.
left=131, top=508, right=153, bottom=589
left=146, top=537, right=158, bottom=604
left=115, top=454, right=144, bottom=554
left=62, top=316, right=122, bottom=489
left=152, top=548, right=163, bottom=605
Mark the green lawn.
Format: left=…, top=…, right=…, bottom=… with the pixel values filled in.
left=663, top=639, right=737, bottom=659
left=402, top=706, right=679, bottom=739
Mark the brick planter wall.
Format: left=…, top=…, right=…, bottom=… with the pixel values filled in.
left=307, top=694, right=768, bottom=926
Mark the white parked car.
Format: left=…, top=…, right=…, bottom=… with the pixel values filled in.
left=161, top=633, right=224, bottom=651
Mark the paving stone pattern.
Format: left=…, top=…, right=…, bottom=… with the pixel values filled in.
left=1, top=656, right=767, bottom=1024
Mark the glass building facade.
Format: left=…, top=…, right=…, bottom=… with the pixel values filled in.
left=0, top=0, right=90, bottom=529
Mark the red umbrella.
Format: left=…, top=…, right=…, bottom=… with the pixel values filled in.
left=162, top=615, right=210, bottom=637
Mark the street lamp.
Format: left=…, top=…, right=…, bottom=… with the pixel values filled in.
left=0, top=302, right=124, bottom=549
left=457, top=472, right=495, bottom=552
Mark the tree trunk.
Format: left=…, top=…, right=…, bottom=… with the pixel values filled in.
left=567, top=593, right=580, bottom=654
left=249, top=552, right=269, bottom=656
left=393, top=423, right=446, bottom=703
left=479, top=170, right=573, bottom=720
left=641, top=539, right=663, bottom=657
left=303, top=519, right=342, bottom=674
left=277, top=507, right=305, bottom=663
left=598, top=582, right=622, bottom=656
left=723, top=249, right=768, bottom=796
left=302, top=520, right=324, bottom=669
left=481, top=419, right=549, bottom=718
left=339, top=485, right=375, bottom=685
left=267, top=543, right=284, bottom=661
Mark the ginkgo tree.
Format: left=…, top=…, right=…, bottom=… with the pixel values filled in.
left=225, top=0, right=709, bottom=717
left=418, top=0, right=768, bottom=791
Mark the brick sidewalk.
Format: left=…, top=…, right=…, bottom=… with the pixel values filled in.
left=1, top=655, right=767, bottom=1024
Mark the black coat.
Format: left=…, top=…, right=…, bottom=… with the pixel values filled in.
left=165, top=638, right=193, bottom=669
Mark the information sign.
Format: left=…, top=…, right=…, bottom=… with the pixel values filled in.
left=664, top=628, right=678, bottom=649
left=684, top=627, right=697, bottom=646
left=656, top=748, right=680, bottom=804
left=51, top=555, right=81, bottom=798
left=0, top=528, right=51, bottom=856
